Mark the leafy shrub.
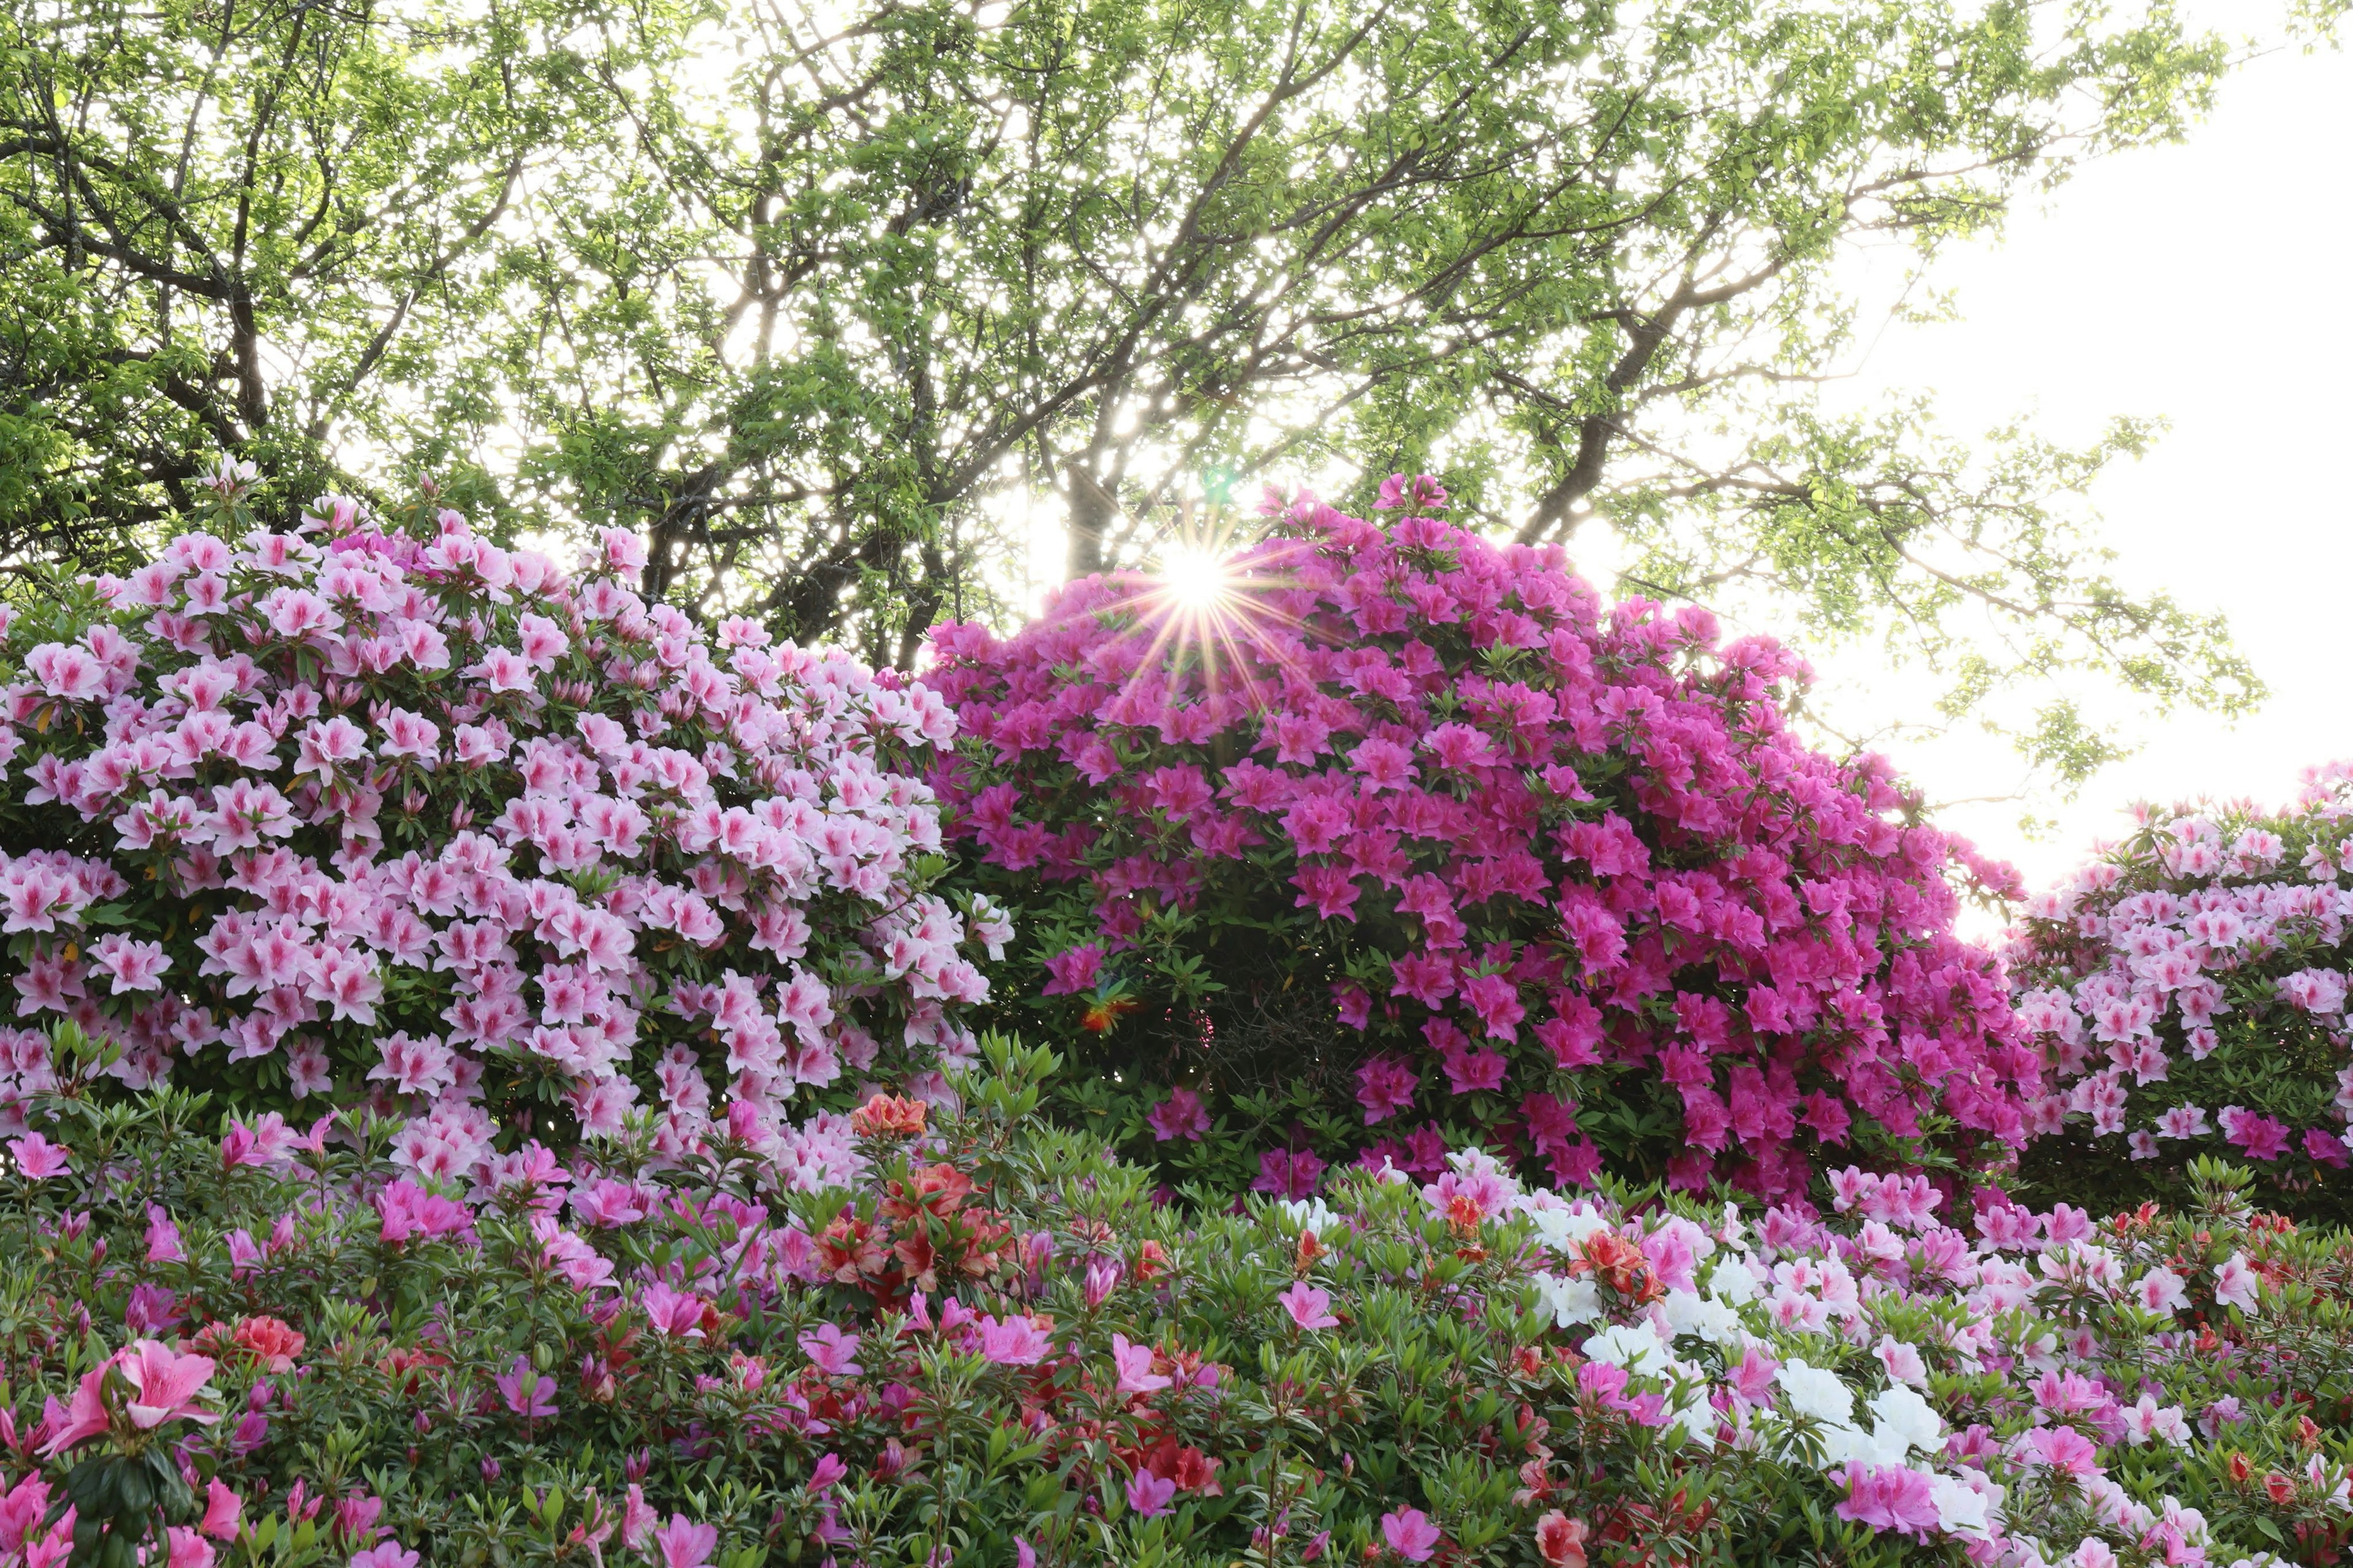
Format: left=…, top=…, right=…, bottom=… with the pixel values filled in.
left=2, top=1040, right=2347, bottom=1568
left=922, top=482, right=2037, bottom=1205
left=0, top=465, right=1006, bottom=1178
left=2004, top=776, right=2353, bottom=1225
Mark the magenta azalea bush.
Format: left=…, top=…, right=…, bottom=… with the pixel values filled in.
left=2006, top=775, right=2353, bottom=1224
left=0, top=466, right=1010, bottom=1183
left=922, top=483, right=2039, bottom=1205
left=2, top=1040, right=2349, bottom=1568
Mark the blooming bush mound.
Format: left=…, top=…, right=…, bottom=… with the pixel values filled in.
left=0, top=464, right=1010, bottom=1189
left=923, top=477, right=2039, bottom=1204
left=2, top=1040, right=2349, bottom=1568
left=2007, top=777, right=2353, bottom=1225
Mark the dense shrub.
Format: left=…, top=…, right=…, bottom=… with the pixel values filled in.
left=0, top=466, right=1006, bottom=1181
left=2, top=1040, right=2348, bottom=1568
left=923, top=482, right=2038, bottom=1205
left=2006, top=776, right=2353, bottom=1225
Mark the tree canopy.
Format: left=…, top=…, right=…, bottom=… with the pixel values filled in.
left=0, top=0, right=2284, bottom=778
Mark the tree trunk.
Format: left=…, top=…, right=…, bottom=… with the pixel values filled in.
left=1064, top=466, right=1118, bottom=580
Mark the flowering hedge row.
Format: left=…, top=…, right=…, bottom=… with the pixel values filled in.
left=2006, top=776, right=2353, bottom=1225
left=0, top=468, right=1007, bottom=1191
left=2, top=1040, right=2348, bottom=1568
left=923, top=482, right=2038, bottom=1205
left=12, top=458, right=2353, bottom=1568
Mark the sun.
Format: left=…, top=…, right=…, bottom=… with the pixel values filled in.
left=1158, top=545, right=1232, bottom=610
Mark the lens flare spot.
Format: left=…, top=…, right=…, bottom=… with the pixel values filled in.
left=1159, top=547, right=1231, bottom=609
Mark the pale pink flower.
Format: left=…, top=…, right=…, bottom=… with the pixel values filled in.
left=1277, top=1281, right=1338, bottom=1331
left=2132, top=1267, right=2188, bottom=1315
left=2211, top=1252, right=2261, bottom=1314
left=1112, top=1333, right=1170, bottom=1397
left=116, top=1340, right=219, bottom=1430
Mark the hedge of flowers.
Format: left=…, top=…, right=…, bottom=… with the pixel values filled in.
left=922, top=482, right=2039, bottom=1205
left=2, top=1039, right=2348, bottom=1568
left=2006, top=775, right=2353, bottom=1225
left=0, top=466, right=1007, bottom=1188
left=13, top=460, right=2353, bottom=1568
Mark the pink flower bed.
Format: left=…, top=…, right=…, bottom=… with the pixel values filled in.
left=1, top=1053, right=2344, bottom=1568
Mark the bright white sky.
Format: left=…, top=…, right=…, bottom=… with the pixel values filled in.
left=1783, top=21, right=2353, bottom=898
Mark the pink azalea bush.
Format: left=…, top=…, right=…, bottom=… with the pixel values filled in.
left=2006, top=773, right=2353, bottom=1224
left=0, top=464, right=1009, bottom=1181
left=923, top=481, right=2038, bottom=1203
left=1, top=1042, right=2346, bottom=1568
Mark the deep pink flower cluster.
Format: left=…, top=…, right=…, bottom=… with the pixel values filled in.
left=2007, top=768, right=2353, bottom=1219
left=925, top=482, right=2038, bottom=1198
left=0, top=472, right=1009, bottom=1188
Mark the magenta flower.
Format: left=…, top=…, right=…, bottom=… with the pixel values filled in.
left=1251, top=1148, right=1325, bottom=1200
left=335, top=1491, right=385, bottom=1544
left=496, top=1356, right=558, bottom=1421
left=1380, top=1507, right=1441, bottom=1562
left=640, top=1283, right=708, bottom=1339
left=2018, top=1425, right=2099, bottom=1479
left=1371, top=472, right=1447, bottom=513
left=1830, top=1464, right=1940, bottom=1537
left=1277, top=1281, right=1338, bottom=1331
left=1438, top=1044, right=1509, bottom=1096
left=0, top=1471, right=54, bottom=1555
left=2230, top=1108, right=2290, bottom=1161
left=1040, top=943, right=1105, bottom=997
left=1146, top=1088, right=1210, bottom=1143
left=1729, top=1345, right=1779, bottom=1407
left=1354, top=1057, right=1420, bottom=1124
left=1124, top=1471, right=1177, bottom=1518
left=798, top=1323, right=863, bottom=1376
left=124, top=1283, right=180, bottom=1336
